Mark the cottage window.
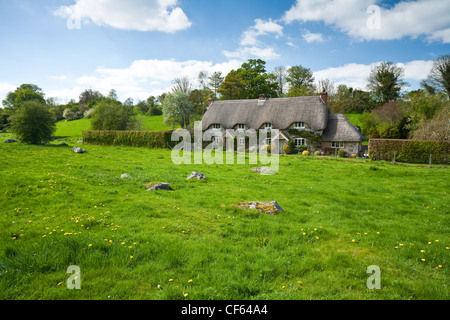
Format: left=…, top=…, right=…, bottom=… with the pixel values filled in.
left=294, top=122, right=305, bottom=129
left=213, top=136, right=221, bottom=145
left=237, top=124, right=245, bottom=130
left=238, top=138, right=245, bottom=146
left=331, top=142, right=345, bottom=148
left=264, top=123, right=272, bottom=131
left=212, top=124, right=221, bottom=130
left=295, top=138, right=306, bottom=147
left=266, top=138, right=271, bottom=146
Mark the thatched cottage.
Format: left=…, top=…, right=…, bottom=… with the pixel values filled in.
left=201, top=93, right=365, bottom=155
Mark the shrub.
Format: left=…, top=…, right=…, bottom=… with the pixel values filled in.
left=282, top=140, right=298, bottom=154
left=338, top=149, right=347, bottom=158
left=302, top=150, right=310, bottom=156
left=10, top=101, right=56, bottom=144
left=260, top=144, right=271, bottom=154
left=82, top=130, right=175, bottom=149
left=369, top=139, right=449, bottom=164
left=314, top=151, right=321, bottom=156
left=91, top=99, right=136, bottom=130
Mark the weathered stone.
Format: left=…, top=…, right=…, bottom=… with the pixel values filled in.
left=147, top=183, right=171, bottom=191
left=186, top=171, right=206, bottom=180
left=72, top=147, right=87, bottom=153
left=245, top=201, right=284, bottom=216
left=3, top=139, right=17, bottom=143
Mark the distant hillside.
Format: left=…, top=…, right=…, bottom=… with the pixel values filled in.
left=54, top=115, right=176, bottom=140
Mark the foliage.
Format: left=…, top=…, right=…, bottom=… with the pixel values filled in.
left=208, top=71, right=224, bottom=99
left=9, top=101, right=56, bottom=144
left=82, top=130, right=175, bottom=149
left=2, top=84, right=46, bottom=115
left=302, top=150, right=310, bottom=156
left=421, top=54, right=450, bottom=98
left=162, top=91, right=196, bottom=129
left=329, top=85, right=376, bottom=113
left=337, top=149, right=347, bottom=158
left=91, top=99, right=136, bottom=131
left=218, top=70, right=245, bottom=100
left=235, top=59, right=278, bottom=99
left=369, top=139, right=450, bottom=164
left=367, top=61, right=407, bottom=104
left=410, top=106, right=450, bottom=141
left=282, top=140, right=298, bottom=154
left=285, top=65, right=315, bottom=97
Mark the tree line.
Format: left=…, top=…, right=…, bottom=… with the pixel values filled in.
left=1, top=55, right=449, bottom=144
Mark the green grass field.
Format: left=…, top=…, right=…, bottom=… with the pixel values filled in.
left=0, top=120, right=448, bottom=300
left=54, top=115, right=175, bottom=141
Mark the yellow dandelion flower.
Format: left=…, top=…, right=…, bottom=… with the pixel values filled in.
left=428, top=242, right=432, bottom=245
left=58, top=282, right=62, bottom=286
left=89, top=244, right=92, bottom=247
left=420, top=250, right=425, bottom=253
left=399, top=244, right=404, bottom=247
left=188, top=279, right=193, bottom=283
left=281, top=286, right=285, bottom=289
left=352, top=239, right=356, bottom=243
left=169, top=279, right=173, bottom=282
left=184, top=293, right=188, bottom=297
left=130, top=256, right=133, bottom=259
left=438, top=265, right=442, bottom=268
left=421, top=259, right=426, bottom=262
left=435, top=240, right=439, bottom=242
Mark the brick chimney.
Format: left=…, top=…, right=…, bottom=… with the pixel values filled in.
left=320, top=89, right=328, bottom=105
left=258, top=94, right=266, bottom=106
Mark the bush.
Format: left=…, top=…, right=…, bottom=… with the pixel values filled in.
left=260, top=144, right=271, bottom=154
left=282, top=140, right=298, bottom=154
left=302, top=150, right=310, bottom=156
left=82, top=130, right=175, bottom=149
left=314, top=151, right=321, bottom=156
left=91, top=99, right=136, bottom=130
left=338, top=149, right=347, bottom=158
left=369, top=139, right=449, bottom=164
left=10, top=101, right=56, bottom=144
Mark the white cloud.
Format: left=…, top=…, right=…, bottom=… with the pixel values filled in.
left=48, top=75, right=68, bottom=80
left=225, top=18, right=283, bottom=61
left=0, top=82, right=17, bottom=104
left=240, top=19, right=283, bottom=46
left=53, top=0, right=191, bottom=33
left=283, top=0, right=450, bottom=43
left=66, top=58, right=243, bottom=102
left=313, top=60, right=433, bottom=90
left=223, top=47, right=281, bottom=61
left=302, top=30, right=325, bottom=43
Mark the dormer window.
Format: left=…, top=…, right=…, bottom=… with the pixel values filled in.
left=294, top=122, right=305, bottom=129
left=212, top=124, right=221, bottom=130
left=264, top=123, right=272, bottom=131
left=237, top=124, right=245, bottom=130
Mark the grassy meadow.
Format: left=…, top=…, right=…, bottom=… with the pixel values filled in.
left=0, top=117, right=448, bottom=300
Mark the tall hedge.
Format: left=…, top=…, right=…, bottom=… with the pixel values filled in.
left=369, top=139, right=449, bottom=164
left=82, top=130, right=176, bottom=149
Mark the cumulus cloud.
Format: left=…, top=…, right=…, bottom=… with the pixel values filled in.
left=283, top=0, right=450, bottom=43
left=0, top=82, right=17, bottom=104
left=53, top=0, right=191, bottom=33
left=313, top=60, right=433, bottom=90
left=68, top=58, right=243, bottom=101
left=222, top=47, right=281, bottom=61
left=240, top=19, right=283, bottom=46
left=302, top=30, right=325, bottom=43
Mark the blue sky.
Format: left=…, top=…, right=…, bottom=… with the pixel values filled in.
left=0, top=0, right=449, bottom=104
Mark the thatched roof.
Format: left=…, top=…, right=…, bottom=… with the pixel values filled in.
left=201, top=96, right=329, bottom=131
left=322, top=114, right=365, bottom=142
